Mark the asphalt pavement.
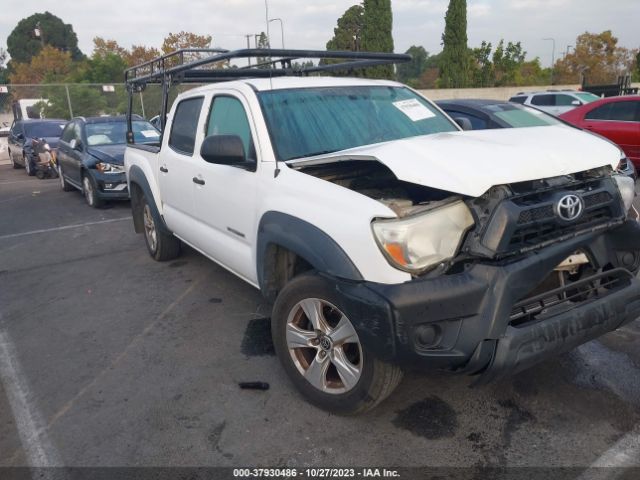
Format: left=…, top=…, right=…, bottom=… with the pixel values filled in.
left=1, top=164, right=639, bottom=474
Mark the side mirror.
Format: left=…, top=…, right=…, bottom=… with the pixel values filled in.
left=571, top=100, right=581, bottom=106
left=200, top=134, right=246, bottom=166
left=70, top=139, right=83, bottom=151
left=454, top=117, right=473, bottom=131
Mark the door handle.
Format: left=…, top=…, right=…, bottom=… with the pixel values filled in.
left=192, top=177, right=205, bottom=185
left=160, top=166, right=168, bottom=173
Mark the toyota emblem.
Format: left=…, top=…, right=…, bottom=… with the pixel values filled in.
left=557, top=194, right=583, bottom=221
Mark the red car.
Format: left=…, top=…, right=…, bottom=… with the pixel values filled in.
left=559, top=95, right=640, bottom=168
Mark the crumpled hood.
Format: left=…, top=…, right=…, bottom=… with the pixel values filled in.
left=290, top=125, right=620, bottom=197
left=87, top=144, right=126, bottom=165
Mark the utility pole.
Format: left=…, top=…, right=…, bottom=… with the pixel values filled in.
left=264, top=0, right=271, bottom=48
left=245, top=34, right=253, bottom=65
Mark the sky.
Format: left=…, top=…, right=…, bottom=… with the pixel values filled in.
left=1, top=0, right=638, bottom=68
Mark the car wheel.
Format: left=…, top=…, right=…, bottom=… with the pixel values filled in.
left=58, top=165, right=74, bottom=191
left=10, top=151, right=20, bottom=169
left=82, top=174, right=103, bottom=208
left=272, top=273, right=403, bottom=415
left=24, top=154, right=34, bottom=176
left=141, top=196, right=180, bottom=261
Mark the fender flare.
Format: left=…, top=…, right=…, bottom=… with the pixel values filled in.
left=256, top=211, right=363, bottom=293
left=128, top=165, right=170, bottom=234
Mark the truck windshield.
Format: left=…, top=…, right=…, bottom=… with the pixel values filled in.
left=259, top=86, right=457, bottom=161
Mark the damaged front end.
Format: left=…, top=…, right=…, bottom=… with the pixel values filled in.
left=298, top=159, right=640, bottom=381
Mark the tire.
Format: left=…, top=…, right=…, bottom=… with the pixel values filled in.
left=272, top=273, right=403, bottom=415
left=58, top=165, right=74, bottom=191
left=10, top=151, right=20, bottom=169
left=140, top=195, right=180, bottom=261
left=82, top=174, right=103, bottom=208
left=24, top=154, right=34, bottom=176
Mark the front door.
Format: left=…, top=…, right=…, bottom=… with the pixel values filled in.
left=191, top=93, right=260, bottom=284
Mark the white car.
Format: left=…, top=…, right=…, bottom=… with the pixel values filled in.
left=509, top=90, right=601, bottom=116
left=124, top=49, right=640, bottom=414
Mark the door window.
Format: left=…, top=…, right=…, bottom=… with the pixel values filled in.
left=586, top=101, right=638, bottom=122
left=531, top=95, right=554, bottom=106
left=169, top=97, right=204, bottom=155
left=206, top=96, right=256, bottom=163
left=555, top=94, right=577, bottom=106
left=61, top=122, right=76, bottom=142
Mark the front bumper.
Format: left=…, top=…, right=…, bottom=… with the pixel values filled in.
left=333, top=221, right=640, bottom=382
left=91, top=170, right=129, bottom=200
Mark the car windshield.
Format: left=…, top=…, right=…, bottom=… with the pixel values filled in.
left=24, top=122, right=66, bottom=138
left=575, top=92, right=601, bottom=103
left=259, top=86, right=457, bottom=161
left=86, top=120, right=159, bottom=146
left=487, top=104, right=563, bottom=128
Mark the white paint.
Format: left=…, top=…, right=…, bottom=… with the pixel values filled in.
left=578, top=426, right=640, bottom=479
left=0, top=217, right=130, bottom=241
left=0, top=325, right=62, bottom=466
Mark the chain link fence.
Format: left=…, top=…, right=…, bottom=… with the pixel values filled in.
left=0, top=83, right=204, bottom=122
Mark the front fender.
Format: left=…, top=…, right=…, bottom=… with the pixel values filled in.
left=128, top=164, right=171, bottom=234
left=256, top=211, right=363, bottom=292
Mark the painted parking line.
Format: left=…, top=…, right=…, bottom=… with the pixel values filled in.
left=0, top=321, right=63, bottom=467
left=0, top=217, right=130, bottom=241
left=579, top=426, right=640, bottom=479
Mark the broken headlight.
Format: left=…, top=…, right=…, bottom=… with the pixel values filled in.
left=372, top=200, right=474, bottom=274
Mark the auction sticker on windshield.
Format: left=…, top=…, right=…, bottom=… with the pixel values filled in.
left=140, top=130, right=160, bottom=138
left=393, top=99, right=436, bottom=122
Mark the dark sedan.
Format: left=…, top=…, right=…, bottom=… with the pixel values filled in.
left=436, top=98, right=636, bottom=179
left=57, top=115, right=159, bottom=208
left=7, top=119, right=67, bottom=175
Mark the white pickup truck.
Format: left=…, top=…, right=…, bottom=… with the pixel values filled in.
left=125, top=49, right=640, bottom=414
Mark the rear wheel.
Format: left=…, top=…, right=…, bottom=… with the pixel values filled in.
left=58, top=165, right=74, bottom=191
left=10, top=151, right=20, bottom=169
left=82, top=174, right=103, bottom=208
left=272, top=273, right=403, bottom=414
left=141, top=196, right=180, bottom=261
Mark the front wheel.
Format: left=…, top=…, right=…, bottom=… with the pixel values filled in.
left=140, top=196, right=180, bottom=261
left=82, top=174, right=103, bottom=208
left=24, top=154, right=34, bottom=176
left=272, top=273, right=403, bottom=415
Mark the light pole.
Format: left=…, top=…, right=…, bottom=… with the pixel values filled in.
left=565, top=45, right=573, bottom=57
left=269, top=18, right=285, bottom=49
left=543, top=38, right=556, bottom=84
left=264, top=0, right=270, bottom=48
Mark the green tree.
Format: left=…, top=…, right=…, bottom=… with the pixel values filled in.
left=0, top=48, right=8, bottom=84
left=470, top=41, right=492, bottom=87
left=6, top=11, right=83, bottom=64
left=397, top=46, right=429, bottom=85
left=326, top=5, right=365, bottom=52
left=361, top=0, right=394, bottom=79
left=492, top=40, right=526, bottom=86
left=256, top=32, right=271, bottom=67
left=439, top=0, right=469, bottom=88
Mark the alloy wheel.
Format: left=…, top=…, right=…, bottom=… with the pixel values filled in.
left=143, top=204, right=158, bottom=253
left=83, top=176, right=94, bottom=206
left=286, top=298, right=362, bottom=394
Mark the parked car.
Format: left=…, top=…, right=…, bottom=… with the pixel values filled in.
left=559, top=95, right=640, bottom=169
left=437, top=99, right=636, bottom=179
left=57, top=115, right=160, bottom=207
left=509, top=90, right=601, bottom=116
left=436, top=98, right=564, bottom=130
left=124, top=49, right=640, bottom=414
left=7, top=119, right=67, bottom=175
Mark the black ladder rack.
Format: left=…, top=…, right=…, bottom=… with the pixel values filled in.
left=124, top=48, right=411, bottom=135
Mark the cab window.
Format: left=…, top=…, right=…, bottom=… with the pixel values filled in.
left=206, top=96, right=256, bottom=165
left=169, top=97, right=204, bottom=155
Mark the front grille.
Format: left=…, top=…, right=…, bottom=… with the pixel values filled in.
left=509, top=268, right=632, bottom=327
left=517, top=205, right=554, bottom=224
left=584, top=191, right=612, bottom=208
left=509, top=206, right=612, bottom=249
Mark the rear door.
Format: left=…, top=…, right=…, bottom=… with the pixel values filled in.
left=583, top=100, right=640, bottom=162
left=158, top=96, right=204, bottom=239
left=190, top=92, right=260, bottom=283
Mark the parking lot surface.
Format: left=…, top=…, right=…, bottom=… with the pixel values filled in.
left=1, top=164, right=640, bottom=471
